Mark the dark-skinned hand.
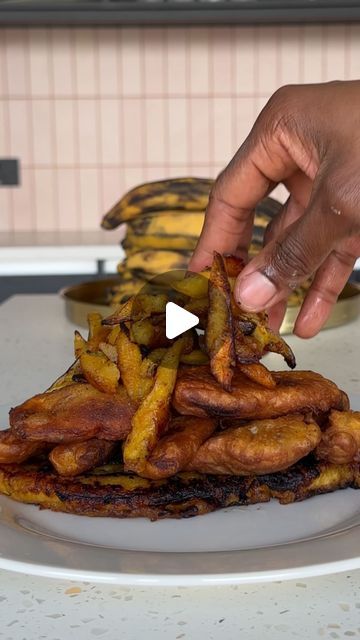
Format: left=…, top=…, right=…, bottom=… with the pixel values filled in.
left=189, top=81, right=360, bottom=338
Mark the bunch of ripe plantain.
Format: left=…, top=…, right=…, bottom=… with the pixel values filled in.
left=100, top=177, right=283, bottom=305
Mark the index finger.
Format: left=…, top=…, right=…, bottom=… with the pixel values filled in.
left=189, top=122, right=298, bottom=272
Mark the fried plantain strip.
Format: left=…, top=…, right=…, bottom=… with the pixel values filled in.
left=80, top=351, right=120, bottom=394
left=87, top=313, right=112, bottom=348
left=223, top=255, right=245, bottom=278
left=98, top=342, right=118, bottom=363
left=74, top=330, right=87, bottom=358
left=140, top=416, right=217, bottom=479
left=171, top=270, right=210, bottom=299
left=49, top=439, right=117, bottom=476
left=232, top=305, right=296, bottom=368
left=205, top=252, right=235, bottom=391
left=103, top=294, right=167, bottom=326
left=123, top=334, right=190, bottom=473
left=237, top=362, right=276, bottom=389
left=130, top=316, right=168, bottom=349
left=115, top=328, right=154, bottom=403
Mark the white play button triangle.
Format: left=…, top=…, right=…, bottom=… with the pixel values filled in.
left=165, top=302, right=199, bottom=340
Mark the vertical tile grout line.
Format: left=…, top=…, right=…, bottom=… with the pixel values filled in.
left=208, top=27, right=214, bottom=180
left=2, top=29, right=13, bottom=231
left=253, top=26, right=259, bottom=122
left=185, top=27, right=192, bottom=177
left=139, top=28, right=147, bottom=183
left=70, top=28, right=81, bottom=232
left=116, top=26, right=123, bottom=197
left=230, top=26, right=237, bottom=164
left=163, top=27, right=170, bottom=179
left=25, top=27, right=36, bottom=232
left=94, top=26, right=104, bottom=222
left=48, top=27, right=59, bottom=232
left=276, top=25, right=282, bottom=90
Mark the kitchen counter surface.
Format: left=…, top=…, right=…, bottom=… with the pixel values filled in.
left=0, top=230, right=125, bottom=276
left=0, top=294, right=359, bottom=640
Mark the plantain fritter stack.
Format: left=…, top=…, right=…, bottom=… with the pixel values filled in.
left=1, top=253, right=360, bottom=520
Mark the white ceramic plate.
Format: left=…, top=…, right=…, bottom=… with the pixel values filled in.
left=0, top=397, right=359, bottom=586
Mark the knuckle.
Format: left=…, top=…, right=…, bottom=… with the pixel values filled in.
left=268, top=84, right=296, bottom=107
left=253, top=88, right=302, bottom=154
left=310, top=283, right=338, bottom=306
left=266, top=236, right=311, bottom=284
left=332, top=247, right=356, bottom=269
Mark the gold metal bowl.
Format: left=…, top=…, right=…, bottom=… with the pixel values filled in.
left=61, top=278, right=360, bottom=334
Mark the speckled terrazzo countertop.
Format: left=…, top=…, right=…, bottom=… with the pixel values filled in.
left=0, top=295, right=359, bottom=640
left=1, top=570, right=360, bottom=639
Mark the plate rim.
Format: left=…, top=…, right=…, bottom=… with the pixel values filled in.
left=0, top=492, right=359, bottom=585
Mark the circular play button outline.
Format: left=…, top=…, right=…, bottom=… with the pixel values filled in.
left=128, top=269, right=209, bottom=368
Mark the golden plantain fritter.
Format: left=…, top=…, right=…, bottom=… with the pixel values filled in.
left=173, top=367, right=349, bottom=419
left=0, top=429, right=46, bottom=464
left=10, top=383, right=135, bottom=443
left=316, top=409, right=360, bottom=464
left=185, top=414, right=321, bottom=475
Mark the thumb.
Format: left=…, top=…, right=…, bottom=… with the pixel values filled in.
left=233, top=188, right=351, bottom=312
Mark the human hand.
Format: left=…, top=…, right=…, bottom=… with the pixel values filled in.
left=189, top=81, right=360, bottom=337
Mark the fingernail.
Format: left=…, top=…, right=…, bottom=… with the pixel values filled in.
left=236, top=272, right=277, bottom=310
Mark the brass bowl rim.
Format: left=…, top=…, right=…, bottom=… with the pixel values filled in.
left=60, top=278, right=360, bottom=333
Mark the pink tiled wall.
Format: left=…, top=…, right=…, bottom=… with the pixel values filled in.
left=0, top=24, right=360, bottom=232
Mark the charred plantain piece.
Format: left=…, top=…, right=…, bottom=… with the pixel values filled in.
left=237, top=362, right=276, bottom=389
left=0, top=458, right=357, bottom=520
left=206, top=252, right=235, bottom=391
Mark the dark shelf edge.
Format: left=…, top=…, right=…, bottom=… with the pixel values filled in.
left=0, top=7, right=359, bottom=27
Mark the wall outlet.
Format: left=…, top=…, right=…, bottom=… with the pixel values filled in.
left=0, top=159, right=20, bottom=186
